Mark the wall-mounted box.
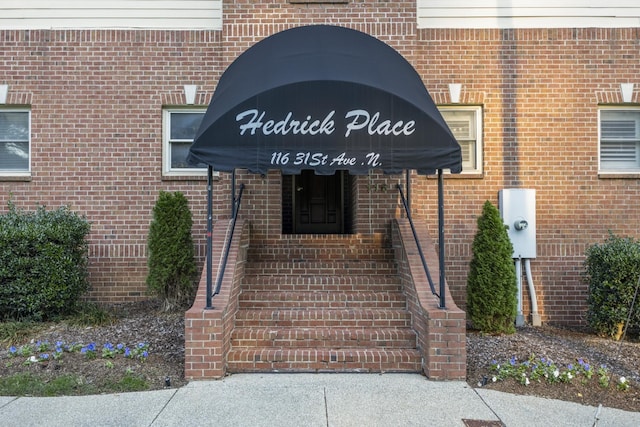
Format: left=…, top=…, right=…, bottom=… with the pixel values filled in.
left=498, top=189, right=536, bottom=259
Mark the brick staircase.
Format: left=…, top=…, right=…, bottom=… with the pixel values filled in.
left=226, top=235, right=422, bottom=373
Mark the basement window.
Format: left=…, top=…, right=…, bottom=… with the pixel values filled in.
left=599, top=108, right=640, bottom=173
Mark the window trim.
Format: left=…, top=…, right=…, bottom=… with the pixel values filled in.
left=438, top=105, right=483, bottom=175
left=598, top=106, right=640, bottom=175
left=162, top=108, right=208, bottom=177
left=0, top=108, right=31, bottom=178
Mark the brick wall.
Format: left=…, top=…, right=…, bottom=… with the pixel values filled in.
left=2, top=1, right=640, bottom=325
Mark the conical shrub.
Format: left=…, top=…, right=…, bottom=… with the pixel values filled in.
left=467, top=200, right=517, bottom=334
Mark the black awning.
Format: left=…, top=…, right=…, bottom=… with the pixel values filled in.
left=188, top=25, right=462, bottom=175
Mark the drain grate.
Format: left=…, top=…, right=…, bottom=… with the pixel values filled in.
left=462, top=420, right=504, bottom=427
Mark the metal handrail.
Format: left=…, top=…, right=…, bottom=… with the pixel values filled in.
left=211, top=183, right=245, bottom=301
left=396, top=184, right=440, bottom=300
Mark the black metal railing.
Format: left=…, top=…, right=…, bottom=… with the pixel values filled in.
left=207, top=183, right=245, bottom=308
left=396, top=183, right=441, bottom=302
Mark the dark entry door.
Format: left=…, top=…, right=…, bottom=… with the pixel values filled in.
left=294, top=170, right=343, bottom=234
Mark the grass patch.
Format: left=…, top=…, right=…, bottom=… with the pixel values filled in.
left=64, top=302, right=116, bottom=327
left=0, top=372, right=96, bottom=396
left=105, top=372, right=150, bottom=393
left=0, top=371, right=149, bottom=396
left=0, top=321, right=45, bottom=345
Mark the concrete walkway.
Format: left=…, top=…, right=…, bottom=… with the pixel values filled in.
left=0, top=374, right=638, bottom=426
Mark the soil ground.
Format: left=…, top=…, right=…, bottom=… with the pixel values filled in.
left=1, top=301, right=638, bottom=413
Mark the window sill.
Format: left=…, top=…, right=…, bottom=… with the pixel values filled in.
left=0, top=174, right=31, bottom=182
left=290, top=1, right=348, bottom=3
left=598, top=172, right=640, bottom=179
left=161, top=171, right=218, bottom=182
left=427, top=172, right=484, bottom=179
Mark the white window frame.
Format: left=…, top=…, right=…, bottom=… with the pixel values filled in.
left=162, top=108, right=207, bottom=177
left=598, top=107, right=640, bottom=173
left=438, top=106, right=483, bottom=174
left=0, top=108, right=31, bottom=177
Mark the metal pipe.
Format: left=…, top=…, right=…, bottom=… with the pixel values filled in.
left=231, top=169, right=236, bottom=217
left=405, top=169, right=411, bottom=212
left=437, top=169, right=446, bottom=309
left=524, top=259, right=541, bottom=326
left=515, top=257, right=524, bottom=326
left=205, top=166, right=213, bottom=309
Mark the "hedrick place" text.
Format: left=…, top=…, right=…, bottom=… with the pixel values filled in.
left=235, top=109, right=416, bottom=138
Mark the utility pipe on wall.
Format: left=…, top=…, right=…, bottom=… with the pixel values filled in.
left=515, top=258, right=524, bottom=327
left=524, top=258, right=542, bottom=326
left=514, top=257, right=542, bottom=327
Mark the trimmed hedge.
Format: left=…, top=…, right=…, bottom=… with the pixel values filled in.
left=467, top=200, right=518, bottom=334
left=585, top=233, right=640, bottom=338
left=0, top=202, right=91, bottom=321
left=146, top=191, right=197, bottom=311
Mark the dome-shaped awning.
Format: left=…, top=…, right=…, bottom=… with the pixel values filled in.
left=188, top=25, right=462, bottom=175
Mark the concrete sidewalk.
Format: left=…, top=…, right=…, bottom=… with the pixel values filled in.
left=0, top=373, right=638, bottom=426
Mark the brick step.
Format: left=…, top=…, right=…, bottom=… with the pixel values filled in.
left=231, top=327, right=417, bottom=349
left=234, top=309, right=412, bottom=328
left=247, top=247, right=395, bottom=262
left=272, top=235, right=390, bottom=247
left=238, top=291, right=407, bottom=309
left=226, top=348, right=422, bottom=373
left=244, top=261, right=398, bottom=276
left=242, top=275, right=403, bottom=292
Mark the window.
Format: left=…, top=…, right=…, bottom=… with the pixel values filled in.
left=0, top=109, right=30, bottom=176
left=439, top=107, right=482, bottom=174
left=599, top=108, right=640, bottom=172
left=162, top=109, right=206, bottom=176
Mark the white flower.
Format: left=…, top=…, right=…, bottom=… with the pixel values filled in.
left=28, top=356, right=38, bottom=363
left=492, top=376, right=497, bottom=383
left=525, top=377, right=530, bottom=386
left=567, top=372, right=573, bottom=380
left=553, top=369, right=560, bottom=378
left=619, top=377, right=627, bottom=384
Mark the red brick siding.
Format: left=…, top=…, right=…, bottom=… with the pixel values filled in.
left=2, top=2, right=640, bottom=325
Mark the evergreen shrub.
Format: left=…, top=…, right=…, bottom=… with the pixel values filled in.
left=467, top=200, right=518, bottom=334
left=146, top=191, right=197, bottom=311
left=584, top=233, right=640, bottom=338
left=0, top=202, right=91, bottom=321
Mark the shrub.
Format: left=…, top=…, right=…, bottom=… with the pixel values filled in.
left=467, top=200, right=518, bottom=334
left=584, top=233, right=640, bottom=338
left=146, top=191, right=197, bottom=311
left=0, top=202, right=91, bottom=321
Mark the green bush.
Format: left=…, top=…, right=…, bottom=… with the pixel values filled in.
left=146, top=191, right=197, bottom=311
left=467, top=200, right=518, bottom=334
left=584, top=233, right=640, bottom=338
left=0, top=202, right=91, bottom=321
